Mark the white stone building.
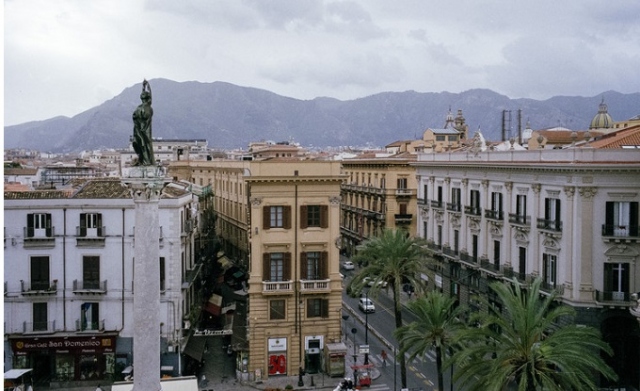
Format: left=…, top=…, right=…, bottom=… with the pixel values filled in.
left=414, top=148, right=640, bottom=389
left=4, top=178, right=200, bottom=386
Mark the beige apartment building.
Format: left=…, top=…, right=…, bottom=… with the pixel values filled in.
left=169, top=160, right=345, bottom=379
left=340, top=154, right=418, bottom=256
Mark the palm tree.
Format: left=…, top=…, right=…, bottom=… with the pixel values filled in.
left=451, top=278, right=618, bottom=391
left=348, top=228, right=431, bottom=389
left=395, top=291, right=466, bottom=391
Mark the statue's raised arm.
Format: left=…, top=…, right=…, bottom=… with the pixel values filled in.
left=132, top=79, right=155, bottom=166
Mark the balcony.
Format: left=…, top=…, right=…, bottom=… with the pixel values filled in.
left=484, top=210, right=504, bottom=221
left=181, top=264, right=202, bottom=290
left=508, top=213, right=530, bottom=227
left=459, top=252, right=479, bottom=268
left=262, top=280, right=293, bottom=294
left=464, top=206, right=482, bottom=216
left=341, top=184, right=385, bottom=196
left=594, top=290, right=637, bottom=306
left=425, top=241, right=442, bottom=253
left=300, top=279, right=331, bottom=293
left=76, top=226, right=106, bottom=247
left=442, top=246, right=458, bottom=259
left=480, top=258, right=502, bottom=275
left=23, top=320, right=56, bottom=334
left=394, top=214, right=413, bottom=225
left=182, top=219, right=195, bottom=236
left=21, top=280, right=57, bottom=296
left=395, top=188, right=414, bottom=197
left=537, top=218, right=562, bottom=232
left=540, top=281, right=564, bottom=295
left=75, top=319, right=105, bottom=332
left=23, top=226, right=56, bottom=248
left=601, top=224, right=639, bottom=241
left=446, top=203, right=462, bottom=213
left=72, top=279, right=107, bottom=294
left=430, top=200, right=444, bottom=209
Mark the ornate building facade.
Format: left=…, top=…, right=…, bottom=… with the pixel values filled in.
left=414, top=148, right=640, bottom=388
left=339, top=155, right=418, bottom=256
left=4, top=179, right=199, bottom=386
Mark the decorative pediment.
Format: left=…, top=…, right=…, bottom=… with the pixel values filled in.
left=450, top=214, right=461, bottom=229
left=604, top=244, right=639, bottom=260
left=542, top=237, right=560, bottom=253
left=468, top=218, right=481, bottom=233
left=489, top=223, right=502, bottom=238
left=514, top=229, right=529, bottom=246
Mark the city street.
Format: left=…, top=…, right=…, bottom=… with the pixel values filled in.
left=341, top=267, right=456, bottom=391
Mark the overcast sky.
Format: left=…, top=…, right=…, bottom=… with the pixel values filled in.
left=4, top=0, right=640, bottom=126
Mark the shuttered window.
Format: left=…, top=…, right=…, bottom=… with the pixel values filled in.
left=263, top=206, right=292, bottom=229
left=307, top=298, right=329, bottom=318
left=263, top=252, right=292, bottom=281
left=300, top=252, right=328, bottom=280
left=300, top=205, right=328, bottom=229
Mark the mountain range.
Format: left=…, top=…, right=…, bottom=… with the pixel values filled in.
left=4, top=78, right=640, bottom=153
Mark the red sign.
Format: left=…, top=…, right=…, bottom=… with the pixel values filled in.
left=268, top=354, right=287, bottom=375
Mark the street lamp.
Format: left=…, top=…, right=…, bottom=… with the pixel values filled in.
left=363, top=290, right=369, bottom=365
left=341, top=313, right=350, bottom=342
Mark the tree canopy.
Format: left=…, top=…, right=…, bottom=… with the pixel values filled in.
left=450, top=278, right=618, bottom=391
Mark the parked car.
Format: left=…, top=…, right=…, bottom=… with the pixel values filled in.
left=358, top=297, right=375, bottom=313
left=342, top=261, right=355, bottom=270
left=363, top=276, right=387, bottom=288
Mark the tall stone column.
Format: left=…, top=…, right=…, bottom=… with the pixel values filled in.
left=124, top=168, right=167, bottom=391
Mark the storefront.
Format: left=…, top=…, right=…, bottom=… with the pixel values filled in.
left=267, top=337, right=287, bottom=376
left=9, top=334, right=117, bottom=383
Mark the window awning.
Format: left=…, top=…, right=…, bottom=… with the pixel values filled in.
left=182, top=335, right=206, bottom=362
left=218, top=256, right=233, bottom=270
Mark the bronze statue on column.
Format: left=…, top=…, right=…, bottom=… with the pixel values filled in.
left=132, top=79, right=155, bottom=166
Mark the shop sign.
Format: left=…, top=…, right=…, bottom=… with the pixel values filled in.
left=11, top=336, right=116, bottom=353
left=267, top=338, right=287, bottom=352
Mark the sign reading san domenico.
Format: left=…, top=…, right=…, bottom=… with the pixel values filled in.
left=12, top=336, right=116, bottom=353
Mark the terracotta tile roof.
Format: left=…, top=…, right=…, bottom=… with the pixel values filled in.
left=71, top=179, right=131, bottom=199
left=4, top=168, right=38, bottom=175
left=4, top=190, right=72, bottom=199
left=3, top=183, right=32, bottom=192
left=589, top=125, right=640, bottom=149
left=5, top=178, right=191, bottom=200
left=536, top=130, right=600, bottom=144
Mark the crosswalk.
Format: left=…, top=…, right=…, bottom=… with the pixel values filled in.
left=366, top=384, right=392, bottom=391
left=368, top=349, right=437, bottom=367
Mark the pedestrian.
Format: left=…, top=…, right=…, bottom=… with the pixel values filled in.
left=95, top=385, right=103, bottom=391
left=381, top=349, right=388, bottom=366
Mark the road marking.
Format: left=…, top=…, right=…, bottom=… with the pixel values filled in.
left=366, top=384, right=391, bottom=390
left=424, top=350, right=436, bottom=362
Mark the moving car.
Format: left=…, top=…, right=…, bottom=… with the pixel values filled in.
left=342, top=261, right=355, bottom=270
left=358, top=297, right=375, bottom=313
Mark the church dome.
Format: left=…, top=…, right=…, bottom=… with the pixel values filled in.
left=589, top=98, right=613, bottom=129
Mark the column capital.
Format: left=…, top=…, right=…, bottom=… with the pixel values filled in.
left=578, top=187, right=598, bottom=199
